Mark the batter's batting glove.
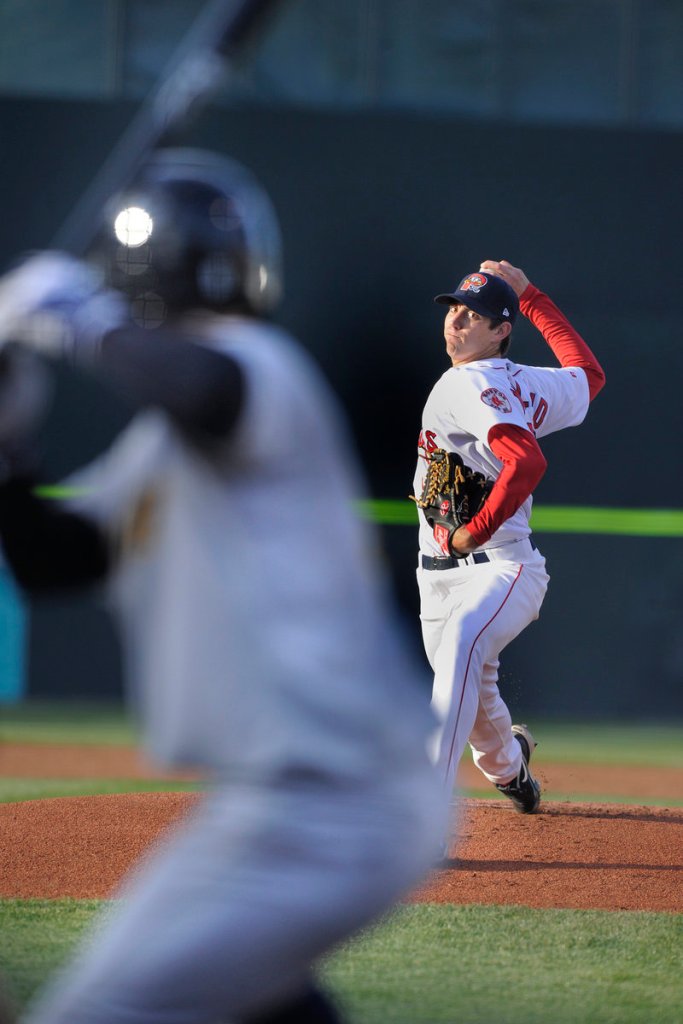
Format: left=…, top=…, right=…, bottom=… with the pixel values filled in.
left=0, top=251, right=128, bottom=364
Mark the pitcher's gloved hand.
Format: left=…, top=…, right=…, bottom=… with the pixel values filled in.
left=410, top=447, right=492, bottom=556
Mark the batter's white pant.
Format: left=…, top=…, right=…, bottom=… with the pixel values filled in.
left=20, top=766, right=447, bottom=1024
left=417, top=543, right=549, bottom=804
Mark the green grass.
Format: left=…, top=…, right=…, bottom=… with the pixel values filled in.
left=2, top=704, right=681, bottom=806
left=0, top=777, right=201, bottom=804
left=3, top=702, right=682, bottom=766
left=523, top=722, right=683, bottom=768
left=0, top=901, right=681, bottom=1023
left=324, top=905, right=683, bottom=1023
left=0, top=899, right=101, bottom=1010
left=0, top=700, right=135, bottom=746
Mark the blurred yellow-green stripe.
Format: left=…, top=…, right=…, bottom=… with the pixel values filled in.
left=35, top=486, right=683, bottom=537
left=358, top=499, right=683, bottom=537
left=529, top=505, right=683, bottom=536
left=33, top=485, right=92, bottom=499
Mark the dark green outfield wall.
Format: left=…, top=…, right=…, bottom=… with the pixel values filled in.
left=1, top=97, right=682, bottom=716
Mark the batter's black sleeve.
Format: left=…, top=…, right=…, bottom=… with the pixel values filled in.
left=0, top=477, right=110, bottom=592
left=98, top=325, right=245, bottom=445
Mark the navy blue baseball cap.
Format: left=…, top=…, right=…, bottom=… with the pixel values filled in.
left=434, top=271, right=519, bottom=325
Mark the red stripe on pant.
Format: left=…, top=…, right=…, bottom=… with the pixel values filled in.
left=444, top=563, right=525, bottom=783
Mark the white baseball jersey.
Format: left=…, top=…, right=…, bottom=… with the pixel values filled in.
left=413, top=357, right=590, bottom=554
left=67, top=315, right=435, bottom=781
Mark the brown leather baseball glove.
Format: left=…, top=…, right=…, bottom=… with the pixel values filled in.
left=410, top=448, right=493, bottom=556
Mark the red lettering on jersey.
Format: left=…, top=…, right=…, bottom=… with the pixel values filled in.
left=510, top=379, right=528, bottom=413
left=418, top=429, right=438, bottom=455
left=532, top=397, right=549, bottom=431
left=509, top=380, right=550, bottom=434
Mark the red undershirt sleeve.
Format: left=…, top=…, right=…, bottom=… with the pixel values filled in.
left=464, top=423, right=547, bottom=546
left=519, top=284, right=606, bottom=401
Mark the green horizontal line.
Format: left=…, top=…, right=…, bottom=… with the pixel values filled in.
left=358, top=499, right=683, bottom=538
left=33, top=485, right=92, bottom=499
left=529, top=505, right=683, bottom=537
left=34, top=487, right=683, bottom=538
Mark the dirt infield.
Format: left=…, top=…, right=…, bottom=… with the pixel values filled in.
left=3, top=741, right=683, bottom=799
left=1, top=743, right=681, bottom=912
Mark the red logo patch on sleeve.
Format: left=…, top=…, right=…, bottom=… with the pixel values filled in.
left=480, top=387, right=512, bottom=413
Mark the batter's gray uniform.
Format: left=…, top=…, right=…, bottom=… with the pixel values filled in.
left=18, top=315, right=447, bottom=1024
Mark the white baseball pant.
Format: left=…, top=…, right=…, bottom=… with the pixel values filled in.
left=418, top=545, right=549, bottom=797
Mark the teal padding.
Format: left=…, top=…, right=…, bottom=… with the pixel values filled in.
left=0, top=566, right=27, bottom=702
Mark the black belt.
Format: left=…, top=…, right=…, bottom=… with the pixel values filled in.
left=421, top=539, right=536, bottom=571
left=421, top=552, right=490, bottom=570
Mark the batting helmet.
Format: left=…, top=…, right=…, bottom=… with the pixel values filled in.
left=89, top=148, right=283, bottom=328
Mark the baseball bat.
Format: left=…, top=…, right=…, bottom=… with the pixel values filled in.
left=52, top=0, right=286, bottom=257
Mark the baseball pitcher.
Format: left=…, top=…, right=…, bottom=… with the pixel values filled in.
left=412, top=260, right=605, bottom=852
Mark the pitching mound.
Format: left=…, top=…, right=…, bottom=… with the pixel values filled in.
left=412, top=799, right=683, bottom=912
left=0, top=792, right=681, bottom=912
